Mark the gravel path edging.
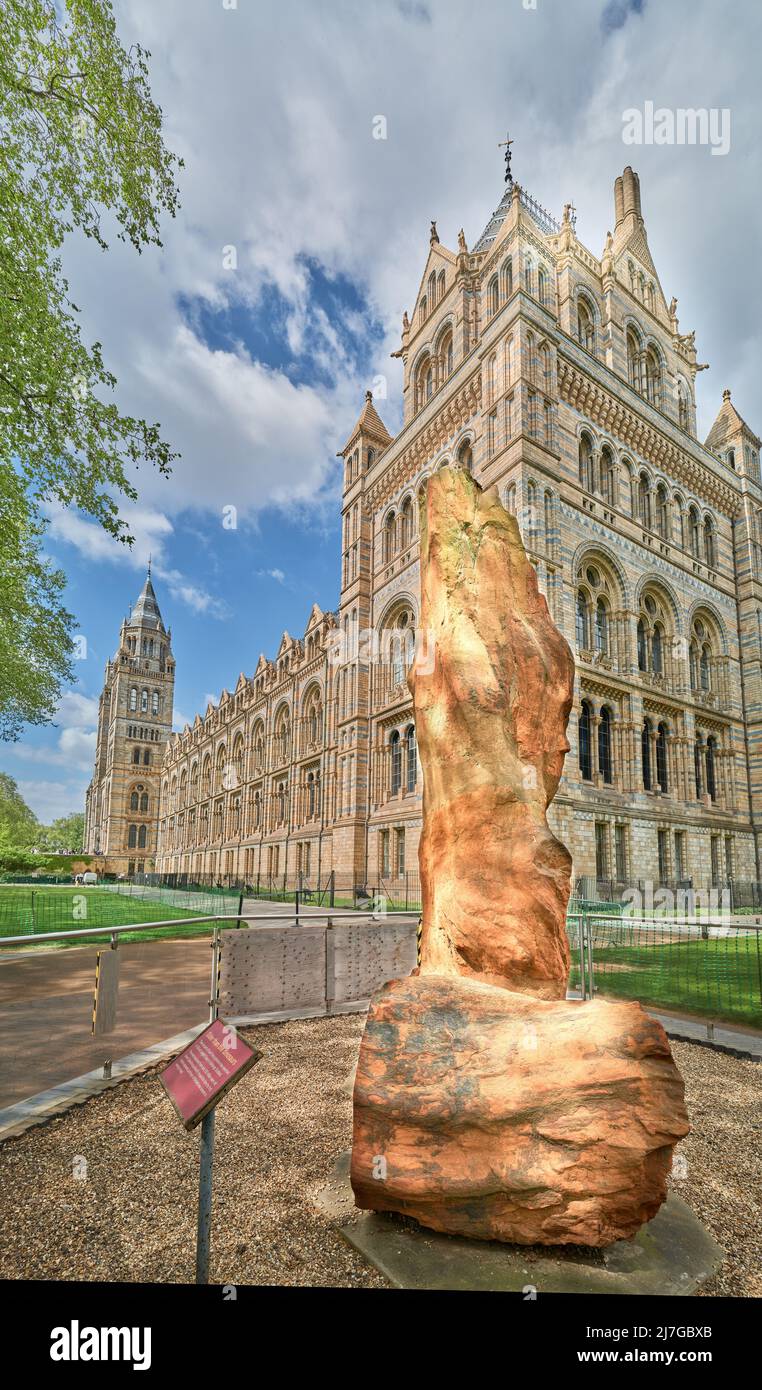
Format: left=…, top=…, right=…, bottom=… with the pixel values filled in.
left=0, top=1004, right=369, bottom=1144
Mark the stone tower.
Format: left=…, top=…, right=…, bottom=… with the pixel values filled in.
left=84, top=570, right=175, bottom=875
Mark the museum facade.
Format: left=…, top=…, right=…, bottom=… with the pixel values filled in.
left=96, top=166, right=762, bottom=896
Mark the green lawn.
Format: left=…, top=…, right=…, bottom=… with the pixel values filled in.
left=577, top=931, right=762, bottom=1029
left=0, top=886, right=233, bottom=948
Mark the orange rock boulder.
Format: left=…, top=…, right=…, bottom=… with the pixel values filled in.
left=412, top=467, right=575, bottom=999
left=351, top=974, right=690, bottom=1246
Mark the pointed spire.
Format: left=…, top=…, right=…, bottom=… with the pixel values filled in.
left=128, top=569, right=166, bottom=632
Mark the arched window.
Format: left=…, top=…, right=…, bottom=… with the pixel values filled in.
left=501, top=259, right=513, bottom=299
left=627, top=330, right=640, bottom=390
left=689, top=505, right=700, bottom=557
left=599, top=707, right=613, bottom=785
left=678, top=381, right=690, bottom=429
left=457, top=440, right=473, bottom=473
left=401, top=497, right=413, bottom=549
left=700, top=643, right=711, bottom=691
left=600, top=445, right=614, bottom=503
left=129, top=687, right=138, bottom=711
left=128, top=824, right=137, bottom=848
left=579, top=434, right=594, bottom=492
left=694, top=737, right=703, bottom=798
left=706, top=737, right=717, bottom=802
left=704, top=517, right=716, bottom=567
left=656, top=484, right=668, bottom=538
left=576, top=590, right=591, bottom=650
left=384, top=510, right=396, bottom=563
left=577, top=297, right=595, bottom=352
left=151, top=690, right=159, bottom=715
left=642, top=718, right=652, bottom=790
left=595, top=597, right=609, bottom=655
left=141, top=689, right=148, bottom=713
left=406, top=724, right=417, bottom=792
left=489, top=276, right=499, bottom=316
left=645, top=348, right=661, bottom=407
left=130, top=791, right=139, bottom=811
left=656, top=722, right=668, bottom=793
left=253, top=790, right=261, bottom=829
left=390, top=731, right=402, bottom=794
left=537, top=266, right=549, bottom=306
left=307, top=771, right=316, bottom=818
left=637, top=619, right=647, bottom=671
left=652, top=623, right=663, bottom=676
left=439, top=329, right=453, bottom=380
left=140, top=792, right=149, bottom=813
left=138, top=825, right=147, bottom=849
left=578, top=701, right=593, bottom=781
left=638, top=472, right=651, bottom=529
left=132, top=748, right=141, bottom=765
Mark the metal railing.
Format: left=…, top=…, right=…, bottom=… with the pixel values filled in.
left=0, top=905, right=420, bottom=950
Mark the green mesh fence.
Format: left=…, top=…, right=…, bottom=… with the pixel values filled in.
left=568, top=912, right=762, bottom=1029
left=0, top=884, right=240, bottom=944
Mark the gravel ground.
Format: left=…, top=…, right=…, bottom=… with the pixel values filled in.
left=0, top=1017, right=758, bottom=1294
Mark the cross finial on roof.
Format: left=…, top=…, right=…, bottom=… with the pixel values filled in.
left=498, top=132, right=514, bottom=185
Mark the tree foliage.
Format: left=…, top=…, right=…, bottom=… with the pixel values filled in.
left=0, top=770, right=39, bottom=847
left=0, top=0, right=182, bottom=734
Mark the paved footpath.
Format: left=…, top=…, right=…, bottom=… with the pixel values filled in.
left=0, top=902, right=375, bottom=1111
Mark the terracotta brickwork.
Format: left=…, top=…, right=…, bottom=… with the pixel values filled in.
left=147, top=167, right=762, bottom=894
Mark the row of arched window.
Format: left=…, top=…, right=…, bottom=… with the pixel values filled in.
left=381, top=441, right=474, bottom=566
left=165, top=698, right=324, bottom=811
left=419, top=268, right=447, bottom=322
left=486, top=255, right=552, bottom=316
left=129, top=687, right=161, bottom=716
left=127, top=824, right=148, bottom=849
left=575, top=568, right=722, bottom=701
left=578, top=435, right=717, bottom=565
left=578, top=702, right=720, bottom=801
left=413, top=325, right=455, bottom=414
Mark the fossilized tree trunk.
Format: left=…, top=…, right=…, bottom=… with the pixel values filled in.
left=411, top=466, right=575, bottom=998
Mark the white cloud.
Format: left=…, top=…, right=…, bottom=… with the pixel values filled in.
left=16, top=778, right=90, bottom=823
left=46, top=502, right=227, bottom=617
left=49, top=0, right=759, bottom=522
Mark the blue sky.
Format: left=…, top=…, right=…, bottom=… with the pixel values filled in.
left=4, top=0, right=762, bottom=820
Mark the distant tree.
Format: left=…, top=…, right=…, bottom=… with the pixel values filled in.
left=0, top=0, right=182, bottom=737
left=34, top=810, right=85, bottom=852
left=0, top=772, right=39, bottom=848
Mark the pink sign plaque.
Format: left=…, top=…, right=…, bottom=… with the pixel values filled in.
left=160, top=1019, right=262, bottom=1130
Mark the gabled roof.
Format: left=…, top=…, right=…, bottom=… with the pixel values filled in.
left=705, top=389, right=760, bottom=450
left=305, top=602, right=324, bottom=632
left=339, top=391, right=392, bottom=457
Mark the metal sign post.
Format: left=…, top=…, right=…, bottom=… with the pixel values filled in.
left=160, top=929, right=262, bottom=1285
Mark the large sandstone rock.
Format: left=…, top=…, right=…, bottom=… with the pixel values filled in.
left=350, top=466, right=689, bottom=1248
left=351, top=974, right=690, bottom=1246
left=412, top=467, right=575, bottom=999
